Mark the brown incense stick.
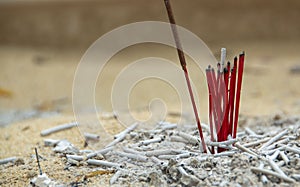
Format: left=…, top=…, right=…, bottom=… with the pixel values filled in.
left=163, top=0, right=206, bottom=152
left=35, top=147, right=43, bottom=175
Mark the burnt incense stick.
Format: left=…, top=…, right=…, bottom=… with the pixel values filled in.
left=163, top=0, right=206, bottom=152
left=35, top=148, right=43, bottom=175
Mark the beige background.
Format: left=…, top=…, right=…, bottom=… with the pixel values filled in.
left=0, top=0, right=300, bottom=118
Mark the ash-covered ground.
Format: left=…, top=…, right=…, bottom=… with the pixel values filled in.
left=1, top=112, right=299, bottom=186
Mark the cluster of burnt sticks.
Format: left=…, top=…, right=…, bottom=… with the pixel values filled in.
left=206, top=49, right=245, bottom=153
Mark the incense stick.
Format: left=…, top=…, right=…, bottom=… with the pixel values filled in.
left=40, top=122, right=78, bottom=136
left=0, top=157, right=17, bottom=165
left=228, top=57, right=237, bottom=136
left=35, top=148, right=43, bottom=175
left=163, top=0, right=206, bottom=153
left=233, top=52, right=245, bottom=138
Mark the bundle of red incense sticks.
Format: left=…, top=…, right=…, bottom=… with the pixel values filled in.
left=206, top=49, right=245, bottom=153
left=163, top=0, right=245, bottom=154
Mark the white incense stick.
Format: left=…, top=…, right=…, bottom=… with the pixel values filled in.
left=66, top=154, right=85, bottom=161
left=107, top=123, right=138, bottom=147
left=110, top=170, right=122, bottom=185
left=87, top=159, right=121, bottom=168
left=113, top=123, right=138, bottom=139
left=0, top=157, right=17, bottom=165
left=139, top=137, right=162, bottom=146
left=84, top=132, right=100, bottom=141
left=87, top=146, right=114, bottom=159
left=220, top=48, right=226, bottom=72
left=206, top=139, right=237, bottom=146
left=235, top=142, right=258, bottom=157
left=176, top=131, right=199, bottom=145
left=279, top=151, right=289, bottom=164
left=145, top=149, right=178, bottom=157
left=41, top=122, right=78, bottom=136
left=242, top=137, right=270, bottom=148
left=266, top=157, right=287, bottom=177
left=258, top=162, right=269, bottom=184
left=250, top=167, right=295, bottom=183
left=259, top=129, right=288, bottom=151
left=115, top=151, right=148, bottom=162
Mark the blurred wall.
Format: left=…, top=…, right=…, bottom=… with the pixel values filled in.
left=0, top=0, right=300, bottom=48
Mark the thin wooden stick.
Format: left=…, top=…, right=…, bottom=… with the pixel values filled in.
left=163, top=0, right=206, bottom=152
left=35, top=148, right=43, bottom=175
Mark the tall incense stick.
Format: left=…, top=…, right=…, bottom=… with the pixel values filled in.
left=163, top=0, right=206, bottom=152
left=228, top=57, right=237, bottom=136
left=233, top=52, right=245, bottom=138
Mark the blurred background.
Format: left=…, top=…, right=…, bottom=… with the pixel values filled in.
left=1, top=0, right=300, bottom=125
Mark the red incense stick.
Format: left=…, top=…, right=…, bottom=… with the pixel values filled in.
left=205, top=52, right=245, bottom=153
left=228, top=57, right=237, bottom=136
left=209, top=68, right=220, bottom=138
left=233, top=53, right=245, bottom=138
left=163, top=0, right=206, bottom=152
left=206, top=66, right=215, bottom=154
